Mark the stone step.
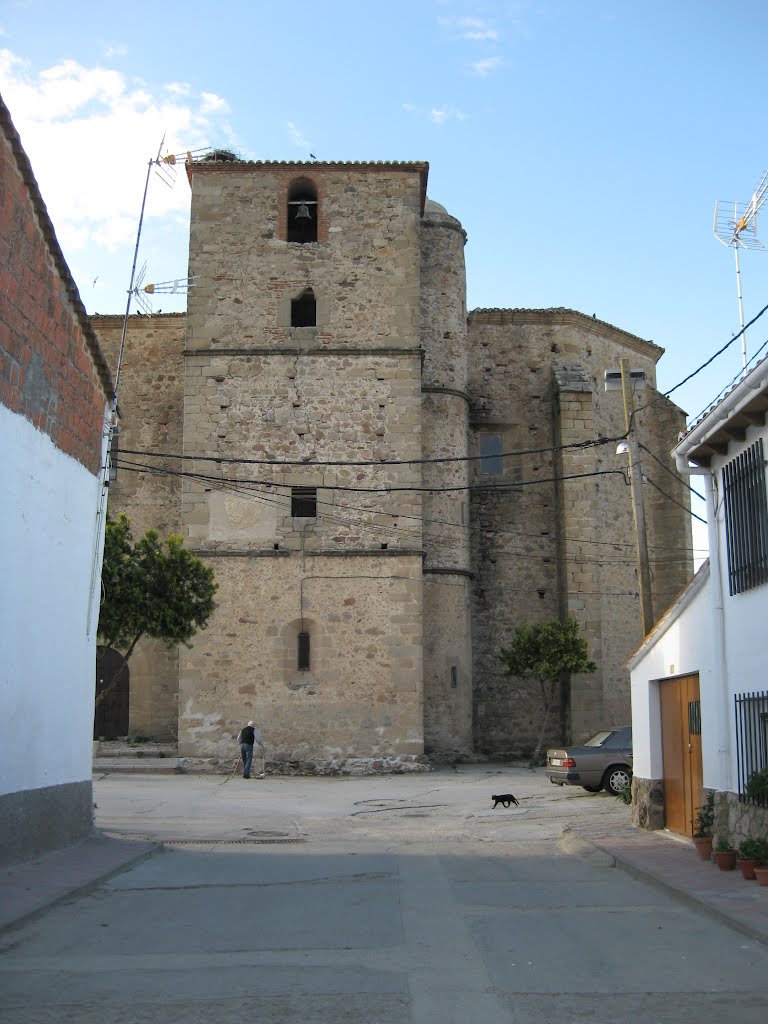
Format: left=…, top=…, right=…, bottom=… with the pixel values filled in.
left=93, top=740, right=182, bottom=774
left=93, top=757, right=182, bottom=774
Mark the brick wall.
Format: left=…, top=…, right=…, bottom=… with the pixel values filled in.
left=0, top=100, right=111, bottom=473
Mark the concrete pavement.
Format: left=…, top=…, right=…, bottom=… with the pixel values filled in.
left=1, top=766, right=767, bottom=1023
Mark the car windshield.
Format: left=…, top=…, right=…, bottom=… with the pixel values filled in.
left=584, top=731, right=614, bottom=747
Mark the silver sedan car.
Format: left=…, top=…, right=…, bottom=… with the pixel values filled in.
left=546, top=727, right=633, bottom=795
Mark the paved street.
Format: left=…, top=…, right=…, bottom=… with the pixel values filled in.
left=1, top=765, right=767, bottom=1022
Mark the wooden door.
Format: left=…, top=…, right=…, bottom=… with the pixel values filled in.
left=94, top=647, right=129, bottom=739
left=660, top=674, right=702, bottom=836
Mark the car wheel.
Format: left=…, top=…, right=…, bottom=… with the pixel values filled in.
left=603, top=765, right=632, bottom=795
left=582, top=785, right=601, bottom=793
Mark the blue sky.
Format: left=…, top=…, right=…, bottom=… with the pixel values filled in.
left=2, top=0, right=767, bottom=555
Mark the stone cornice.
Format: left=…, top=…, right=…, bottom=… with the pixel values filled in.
left=469, top=307, right=664, bottom=361
left=421, top=385, right=471, bottom=404
left=423, top=565, right=473, bottom=579
left=193, top=547, right=425, bottom=559
left=188, top=159, right=429, bottom=216
left=184, top=347, right=422, bottom=358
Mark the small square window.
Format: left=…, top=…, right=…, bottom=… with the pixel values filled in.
left=479, top=434, right=503, bottom=475
left=291, top=486, right=317, bottom=517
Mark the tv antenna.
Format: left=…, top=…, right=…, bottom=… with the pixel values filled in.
left=714, top=170, right=768, bottom=373
left=131, top=261, right=196, bottom=314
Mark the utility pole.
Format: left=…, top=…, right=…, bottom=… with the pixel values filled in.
left=620, top=358, right=654, bottom=636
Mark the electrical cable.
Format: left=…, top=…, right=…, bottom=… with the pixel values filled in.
left=113, top=458, right=705, bottom=567
left=119, top=431, right=628, bottom=469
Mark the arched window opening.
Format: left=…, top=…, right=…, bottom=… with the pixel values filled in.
left=291, top=288, right=316, bottom=327
left=297, top=631, right=311, bottom=671
left=287, top=181, right=318, bottom=243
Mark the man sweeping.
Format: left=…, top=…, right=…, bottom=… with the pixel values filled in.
left=237, top=720, right=263, bottom=779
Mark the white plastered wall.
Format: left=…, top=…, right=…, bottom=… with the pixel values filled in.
left=629, top=565, right=713, bottom=782
left=0, top=405, right=102, bottom=797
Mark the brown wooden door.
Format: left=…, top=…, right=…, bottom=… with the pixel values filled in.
left=660, top=674, right=702, bottom=836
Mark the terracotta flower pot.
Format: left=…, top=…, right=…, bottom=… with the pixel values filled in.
left=754, top=866, right=768, bottom=887
left=713, top=849, right=738, bottom=871
left=738, top=858, right=759, bottom=880
left=693, top=836, right=713, bottom=861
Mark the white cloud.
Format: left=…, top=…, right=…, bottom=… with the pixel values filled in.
left=200, top=91, right=229, bottom=114
left=403, top=101, right=467, bottom=127
left=103, top=43, right=128, bottom=60
left=286, top=120, right=310, bottom=151
left=0, top=48, right=235, bottom=260
left=429, top=105, right=467, bottom=126
left=438, top=15, right=499, bottom=41
left=470, top=56, right=502, bottom=77
left=165, top=81, right=191, bottom=97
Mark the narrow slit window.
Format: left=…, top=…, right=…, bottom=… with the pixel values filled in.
left=479, top=434, right=503, bottom=475
left=291, top=486, right=317, bottom=518
left=297, top=631, right=310, bottom=671
left=291, top=289, right=316, bottom=327
left=287, top=181, right=318, bottom=243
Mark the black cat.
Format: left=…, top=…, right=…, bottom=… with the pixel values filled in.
left=491, top=793, right=520, bottom=808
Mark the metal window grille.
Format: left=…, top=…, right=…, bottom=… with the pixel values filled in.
left=734, top=689, right=768, bottom=806
left=688, top=700, right=701, bottom=735
left=722, top=437, right=768, bottom=595
left=291, top=486, right=317, bottom=518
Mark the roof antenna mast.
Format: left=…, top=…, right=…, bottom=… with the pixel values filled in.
left=714, top=171, right=768, bottom=374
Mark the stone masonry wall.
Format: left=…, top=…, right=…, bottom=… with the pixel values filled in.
left=420, top=204, right=473, bottom=753
left=91, top=314, right=186, bottom=740
left=467, top=309, right=692, bottom=757
left=179, top=552, right=424, bottom=762
left=179, top=162, right=427, bottom=762
left=186, top=162, right=424, bottom=353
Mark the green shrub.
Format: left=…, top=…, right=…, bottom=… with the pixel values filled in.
left=739, top=837, right=766, bottom=861
left=693, top=792, right=715, bottom=837
left=745, top=768, right=768, bottom=801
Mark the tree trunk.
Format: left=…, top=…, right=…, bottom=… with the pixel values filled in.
left=95, top=633, right=143, bottom=707
left=530, top=678, right=559, bottom=766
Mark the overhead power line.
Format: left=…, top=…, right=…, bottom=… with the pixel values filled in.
left=119, top=432, right=627, bottom=470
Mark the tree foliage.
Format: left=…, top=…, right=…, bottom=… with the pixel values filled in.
left=498, top=618, right=597, bottom=765
left=96, top=514, right=218, bottom=702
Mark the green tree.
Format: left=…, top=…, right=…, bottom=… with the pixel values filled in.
left=96, top=514, right=218, bottom=703
left=498, top=618, right=596, bottom=765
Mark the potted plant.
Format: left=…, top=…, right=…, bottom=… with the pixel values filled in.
left=692, top=792, right=715, bottom=860
left=749, top=838, right=768, bottom=886
left=738, top=837, right=765, bottom=880
left=713, top=838, right=737, bottom=871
